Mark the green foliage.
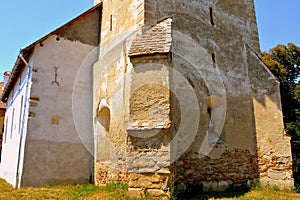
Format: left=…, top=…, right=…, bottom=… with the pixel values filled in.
left=294, top=183, right=300, bottom=193
left=0, top=178, right=103, bottom=199
left=105, top=181, right=129, bottom=199
left=105, top=181, right=128, bottom=192
left=1, top=178, right=300, bottom=199
left=292, top=140, right=300, bottom=190
left=170, top=186, right=178, bottom=200
left=270, top=185, right=280, bottom=192
left=262, top=43, right=300, bottom=137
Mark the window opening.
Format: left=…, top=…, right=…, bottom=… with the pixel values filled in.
left=110, top=15, right=113, bottom=31
left=97, top=107, right=110, bottom=133
left=212, top=53, right=216, bottom=67
left=96, top=107, right=111, bottom=162
left=210, top=7, right=215, bottom=25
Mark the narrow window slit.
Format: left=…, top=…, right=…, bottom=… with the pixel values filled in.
left=212, top=53, right=216, bottom=67
left=210, top=7, right=215, bottom=26
left=110, top=15, right=113, bottom=31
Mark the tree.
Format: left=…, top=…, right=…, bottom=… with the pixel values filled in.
left=262, top=43, right=300, bottom=138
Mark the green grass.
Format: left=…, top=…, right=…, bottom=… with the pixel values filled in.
left=1, top=179, right=300, bottom=200
left=0, top=179, right=108, bottom=200
left=104, top=181, right=129, bottom=199
left=181, top=185, right=300, bottom=200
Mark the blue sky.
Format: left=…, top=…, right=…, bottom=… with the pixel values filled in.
left=255, top=0, right=300, bottom=51
left=0, top=1, right=299, bottom=74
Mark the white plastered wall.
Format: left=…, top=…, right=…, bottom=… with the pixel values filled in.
left=0, top=58, right=33, bottom=187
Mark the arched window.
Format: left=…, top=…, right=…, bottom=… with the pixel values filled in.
left=96, top=107, right=110, bottom=133
left=95, top=101, right=111, bottom=162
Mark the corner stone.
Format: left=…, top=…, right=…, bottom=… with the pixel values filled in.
left=128, top=188, right=144, bottom=198
left=147, top=189, right=169, bottom=197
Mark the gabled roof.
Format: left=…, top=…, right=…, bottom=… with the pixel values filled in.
left=128, top=18, right=173, bottom=57
left=1, top=3, right=102, bottom=102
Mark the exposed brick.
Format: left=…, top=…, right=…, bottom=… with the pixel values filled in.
left=30, top=97, right=40, bottom=101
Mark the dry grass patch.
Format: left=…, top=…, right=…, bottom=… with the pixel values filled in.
left=0, top=178, right=110, bottom=200
left=187, top=186, right=300, bottom=200
left=1, top=179, right=300, bottom=200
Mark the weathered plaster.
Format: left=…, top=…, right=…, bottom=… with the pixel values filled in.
left=0, top=0, right=292, bottom=195
left=94, top=0, right=293, bottom=196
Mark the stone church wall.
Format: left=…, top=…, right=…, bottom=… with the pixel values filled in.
left=93, top=0, right=293, bottom=197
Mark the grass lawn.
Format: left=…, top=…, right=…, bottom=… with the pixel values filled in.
left=1, top=178, right=300, bottom=199
left=0, top=178, right=113, bottom=200
left=184, top=186, right=300, bottom=200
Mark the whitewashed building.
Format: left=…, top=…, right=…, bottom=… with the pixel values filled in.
left=0, top=4, right=101, bottom=187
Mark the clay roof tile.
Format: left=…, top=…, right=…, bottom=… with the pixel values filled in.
left=129, top=18, right=172, bottom=57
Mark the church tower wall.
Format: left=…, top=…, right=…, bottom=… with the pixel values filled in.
left=93, top=0, right=293, bottom=197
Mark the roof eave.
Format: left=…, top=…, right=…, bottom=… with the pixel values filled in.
left=0, top=50, right=32, bottom=103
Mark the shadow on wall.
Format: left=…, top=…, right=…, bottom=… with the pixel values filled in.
left=96, top=106, right=111, bottom=162
left=97, top=107, right=110, bottom=133
left=168, top=52, right=260, bottom=196
left=248, top=49, right=281, bottom=110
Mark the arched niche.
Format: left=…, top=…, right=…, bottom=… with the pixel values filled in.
left=95, top=99, right=111, bottom=162
left=96, top=107, right=110, bottom=133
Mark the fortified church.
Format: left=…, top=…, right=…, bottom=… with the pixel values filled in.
left=0, top=0, right=293, bottom=198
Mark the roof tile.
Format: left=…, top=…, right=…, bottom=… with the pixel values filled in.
left=129, top=18, right=172, bottom=57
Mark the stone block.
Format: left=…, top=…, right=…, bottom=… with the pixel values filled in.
left=132, top=161, right=149, bottom=168
left=128, top=188, right=144, bottom=198
left=129, top=173, right=163, bottom=189
left=203, top=181, right=218, bottom=192
left=150, top=174, right=161, bottom=183
left=129, top=173, right=161, bottom=183
left=146, top=189, right=167, bottom=197
left=129, top=179, right=161, bottom=189
left=268, top=170, right=288, bottom=180
left=129, top=173, right=140, bottom=181
left=218, top=181, right=229, bottom=191
left=157, top=168, right=171, bottom=174
left=260, top=177, right=294, bottom=190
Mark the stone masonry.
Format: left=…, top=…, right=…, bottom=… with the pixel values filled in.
left=92, top=0, right=293, bottom=197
